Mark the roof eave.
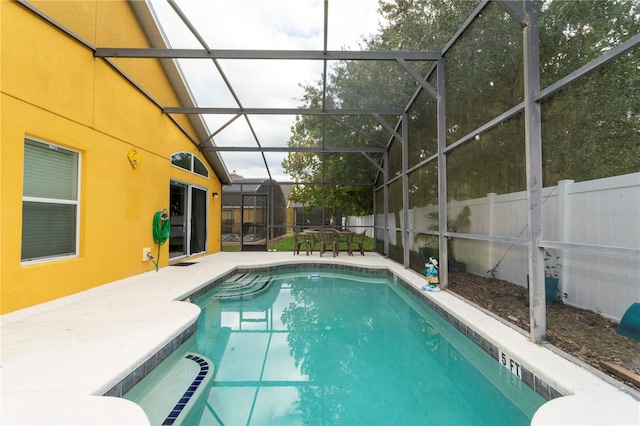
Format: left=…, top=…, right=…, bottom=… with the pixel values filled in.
left=128, top=0, right=231, bottom=184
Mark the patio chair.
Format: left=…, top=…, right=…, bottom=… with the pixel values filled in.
left=318, top=229, right=339, bottom=257
left=348, top=231, right=366, bottom=256
left=293, top=230, right=311, bottom=256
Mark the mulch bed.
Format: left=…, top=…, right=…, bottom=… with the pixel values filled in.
left=447, top=272, right=640, bottom=393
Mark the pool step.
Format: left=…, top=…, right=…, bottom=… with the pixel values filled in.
left=123, top=352, right=214, bottom=426
left=161, top=354, right=212, bottom=426
left=216, top=274, right=275, bottom=299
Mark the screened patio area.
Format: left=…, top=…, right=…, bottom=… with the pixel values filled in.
left=90, top=1, right=639, bottom=346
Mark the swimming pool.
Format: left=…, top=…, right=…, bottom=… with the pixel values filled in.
left=125, top=266, right=546, bottom=425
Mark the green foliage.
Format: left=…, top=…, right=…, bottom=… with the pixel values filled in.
left=282, top=115, right=375, bottom=219
left=538, top=0, right=640, bottom=186
left=283, top=0, right=640, bottom=212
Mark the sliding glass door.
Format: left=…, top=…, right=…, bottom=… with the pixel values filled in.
left=169, top=181, right=207, bottom=260
left=190, top=186, right=207, bottom=254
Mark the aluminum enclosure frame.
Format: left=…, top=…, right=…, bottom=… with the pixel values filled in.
left=118, top=0, right=639, bottom=343
left=20, top=0, right=640, bottom=343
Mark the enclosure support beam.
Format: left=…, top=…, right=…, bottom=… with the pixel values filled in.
left=164, top=107, right=405, bottom=115
left=523, top=1, right=546, bottom=343
left=361, top=152, right=385, bottom=174
left=383, top=151, right=390, bottom=257
left=402, top=114, right=410, bottom=268
left=202, top=146, right=386, bottom=153
left=94, top=48, right=441, bottom=61
left=374, top=114, right=404, bottom=143
left=396, top=59, right=439, bottom=100
left=496, top=1, right=526, bottom=28
left=437, top=58, right=448, bottom=289
left=537, top=32, right=640, bottom=102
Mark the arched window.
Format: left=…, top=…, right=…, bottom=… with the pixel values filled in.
left=171, top=152, right=209, bottom=178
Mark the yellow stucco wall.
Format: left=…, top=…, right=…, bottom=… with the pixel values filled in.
left=1, top=1, right=221, bottom=314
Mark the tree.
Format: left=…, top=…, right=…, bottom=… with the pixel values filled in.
left=282, top=115, right=376, bottom=221
left=538, top=0, right=640, bottom=185
left=284, top=0, right=640, bottom=214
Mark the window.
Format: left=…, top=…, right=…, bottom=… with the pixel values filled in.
left=171, top=152, right=209, bottom=178
left=22, top=139, right=80, bottom=262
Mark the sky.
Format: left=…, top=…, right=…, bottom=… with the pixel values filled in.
left=147, top=0, right=384, bottom=181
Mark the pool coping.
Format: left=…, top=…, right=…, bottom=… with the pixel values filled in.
left=1, top=251, right=638, bottom=425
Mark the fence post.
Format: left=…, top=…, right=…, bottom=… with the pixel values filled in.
left=557, top=179, right=574, bottom=299
left=487, top=192, right=497, bottom=274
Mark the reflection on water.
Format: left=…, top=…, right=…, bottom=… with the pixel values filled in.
left=189, top=270, right=544, bottom=425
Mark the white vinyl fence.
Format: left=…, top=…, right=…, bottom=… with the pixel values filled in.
left=347, top=172, right=640, bottom=322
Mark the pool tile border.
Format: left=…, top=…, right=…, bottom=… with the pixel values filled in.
left=399, top=278, right=563, bottom=400
left=162, top=354, right=210, bottom=426
left=103, top=322, right=198, bottom=397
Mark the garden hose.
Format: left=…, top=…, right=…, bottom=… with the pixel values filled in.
left=151, top=209, right=170, bottom=271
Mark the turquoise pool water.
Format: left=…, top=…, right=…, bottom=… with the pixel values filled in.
left=181, top=268, right=545, bottom=425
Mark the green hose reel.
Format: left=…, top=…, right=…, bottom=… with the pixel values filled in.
left=151, top=208, right=170, bottom=271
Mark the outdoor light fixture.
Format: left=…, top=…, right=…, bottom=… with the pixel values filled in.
left=212, top=192, right=219, bottom=198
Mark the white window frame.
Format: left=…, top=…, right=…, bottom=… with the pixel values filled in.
left=21, top=138, right=81, bottom=263
left=170, top=151, right=210, bottom=178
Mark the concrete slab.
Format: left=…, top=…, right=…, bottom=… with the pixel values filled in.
left=1, top=252, right=637, bottom=424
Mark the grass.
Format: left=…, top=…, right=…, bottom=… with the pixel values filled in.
left=274, top=233, right=375, bottom=252
left=221, top=233, right=375, bottom=252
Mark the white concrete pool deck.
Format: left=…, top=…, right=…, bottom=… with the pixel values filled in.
left=1, top=252, right=638, bottom=425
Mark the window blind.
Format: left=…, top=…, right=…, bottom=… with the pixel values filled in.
left=22, top=139, right=79, bottom=261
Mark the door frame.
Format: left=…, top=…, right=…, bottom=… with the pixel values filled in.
left=169, top=179, right=208, bottom=260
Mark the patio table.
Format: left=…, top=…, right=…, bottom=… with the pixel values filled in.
left=302, top=229, right=353, bottom=254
